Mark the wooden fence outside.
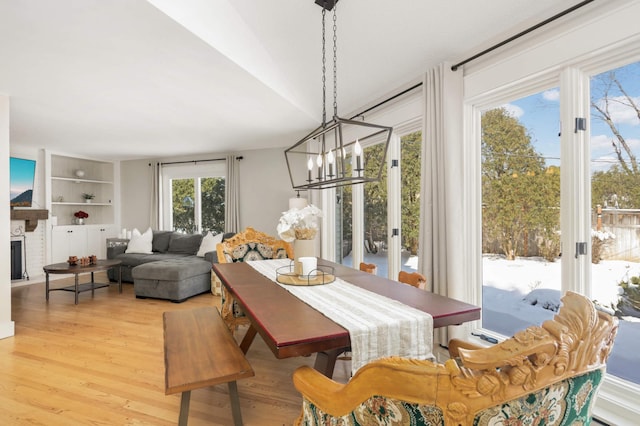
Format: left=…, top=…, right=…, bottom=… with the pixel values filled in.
left=596, top=208, right=640, bottom=262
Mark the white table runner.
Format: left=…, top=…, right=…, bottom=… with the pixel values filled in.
left=247, top=259, right=434, bottom=374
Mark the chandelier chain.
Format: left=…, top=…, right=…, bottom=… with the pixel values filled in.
left=321, top=8, right=327, bottom=125
left=332, top=5, right=338, bottom=118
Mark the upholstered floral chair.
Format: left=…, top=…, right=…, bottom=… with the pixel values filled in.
left=216, top=227, right=293, bottom=332
left=293, top=291, right=618, bottom=426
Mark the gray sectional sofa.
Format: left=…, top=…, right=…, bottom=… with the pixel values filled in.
left=107, top=230, right=233, bottom=302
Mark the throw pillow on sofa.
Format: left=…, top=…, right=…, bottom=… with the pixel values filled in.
left=167, top=233, right=203, bottom=255
left=196, top=231, right=223, bottom=257
left=152, top=230, right=173, bottom=252
left=125, top=228, right=153, bottom=254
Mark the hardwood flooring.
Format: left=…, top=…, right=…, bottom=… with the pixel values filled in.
left=1, top=274, right=352, bottom=425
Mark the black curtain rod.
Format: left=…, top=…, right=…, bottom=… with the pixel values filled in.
left=349, top=82, right=423, bottom=120
left=150, top=156, right=243, bottom=167
left=451, top=0, right=595, bottom=71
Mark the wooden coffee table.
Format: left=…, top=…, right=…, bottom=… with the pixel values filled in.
left=44, top=259, right=122, bottom=304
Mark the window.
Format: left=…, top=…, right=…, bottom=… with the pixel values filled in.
left=467, top=51, right=640, bottom=424
left=461, top=4, right=640, bottom=422
left=400, top=131, right=422, bottom=273
left=480, top=89, right=561, bottom=336
left=590, top=60, right=640, bottom=385
left=335, top=128, right=422, bottom=278
left=162, top=162, right=225, bottom=234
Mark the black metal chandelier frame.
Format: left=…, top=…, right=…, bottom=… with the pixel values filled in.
left=285, top=0, right=393, bottom=191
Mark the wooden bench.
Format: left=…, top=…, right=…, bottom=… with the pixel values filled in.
left=163, top=307, right=254, bottom=426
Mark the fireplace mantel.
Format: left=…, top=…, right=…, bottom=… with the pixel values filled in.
left=10, top=209, right=49, bottom=232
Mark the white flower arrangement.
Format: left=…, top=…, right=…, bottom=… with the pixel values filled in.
left=277, top=204, right=323, bottom=242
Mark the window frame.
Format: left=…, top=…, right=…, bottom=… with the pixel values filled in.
left=462, top=39, right=640, bottom=426
left=161, top=162, right=226, bottom=233
left=321, top=89, right=423, bottom=277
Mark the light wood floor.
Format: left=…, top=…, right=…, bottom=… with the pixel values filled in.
left=1, top=273, right=352, bottom=425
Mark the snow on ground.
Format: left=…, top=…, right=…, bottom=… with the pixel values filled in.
left=483, top=255, right=640, bottom=384
left=347, top=250, right=640, bottom=384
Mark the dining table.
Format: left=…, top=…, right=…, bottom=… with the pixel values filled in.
left=212, top=258, right=481, bottom=377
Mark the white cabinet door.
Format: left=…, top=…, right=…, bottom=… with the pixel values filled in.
left=51, top=226, right=88, bottom=263
left=87, top=225, right=119, bottom=259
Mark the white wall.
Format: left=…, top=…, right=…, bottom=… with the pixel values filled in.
left=119, top=147, right=294, bottom=236
left=1, top=94, right=15, bottom=339
left=120, top=159, right=153, bottom=232
left=238, top=148, right=294, bottom=234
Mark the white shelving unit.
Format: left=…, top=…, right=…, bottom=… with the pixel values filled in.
left=45, top=151, right=120, bottom=264
left=48, top=154, right=115, bottom=225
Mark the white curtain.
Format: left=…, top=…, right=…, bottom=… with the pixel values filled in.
left=149, top=162, right=161, bottom=229
left=419, top=62, right=464, bottom=345
left=225, top=155, right=240, bottom=232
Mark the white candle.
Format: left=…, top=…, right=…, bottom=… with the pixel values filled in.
left=327, top=150, right=335, bottom=177
left=299, top=256, right=317, bottom=277
left=354, top=139, right=362, bottom=171
left=316, top=154, right=323, bottom=180
left=307, top=157, right=313, bottom=182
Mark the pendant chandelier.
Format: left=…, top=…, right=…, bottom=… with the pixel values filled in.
left=285, top=0, right=392, bottom=190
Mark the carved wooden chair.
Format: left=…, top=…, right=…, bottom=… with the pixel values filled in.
left=293, top=291, right=618, bottom=425
left=359, top=262, right=377, bottom=275
left=216, top=227, right=293, bottom=333
left=398, top=270, right=427, bottom=289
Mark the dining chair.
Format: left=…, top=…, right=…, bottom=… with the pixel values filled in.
left=359, top=262, right=377, bottom=275
left=216, top=227, right=293, bottom=333
left=398, top=270, right=427, bottom=289
left=293, top=291, right=619, bottom=425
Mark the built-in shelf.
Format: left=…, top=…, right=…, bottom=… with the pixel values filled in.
left=51, top=176, right=113, bottom=185
left=47, top=153, right=116, bottom=225
left=51, top=202, right=113, bottom=206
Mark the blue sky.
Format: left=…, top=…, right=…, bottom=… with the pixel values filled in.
left=501, top=61, right=640, bottom=172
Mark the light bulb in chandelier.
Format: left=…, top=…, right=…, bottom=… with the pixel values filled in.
left=327, top=149, right=335, bottom=177
left=354, top=139, right=363, bottom=173
left=316, top=154, right=323, bottom=180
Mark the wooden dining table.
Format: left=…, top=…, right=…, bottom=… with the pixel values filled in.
left=212, top=259, right=480, bottom=377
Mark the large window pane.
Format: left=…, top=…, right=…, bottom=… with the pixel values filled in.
left=171, top=178, right=196, bottom=233
left=481, top=89, right=561, bottom=336
left=400, top=131, right=422, bottom=273
left=590, top=61, right=640, bottom=385
left=363, top=143, right=388, bottom=275
left=201, top=177, right=225, bottom=234
left=166, top=170, right=226, bottom=234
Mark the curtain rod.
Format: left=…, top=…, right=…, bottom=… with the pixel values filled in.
left=150, top=156, right=243, bottom=167
left=349, top=82, right=423, bottom=120
left=451, top=0, right=595, bottom=71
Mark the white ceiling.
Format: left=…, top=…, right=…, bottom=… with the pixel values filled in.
left=0, top=0, right=585, bottom=161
